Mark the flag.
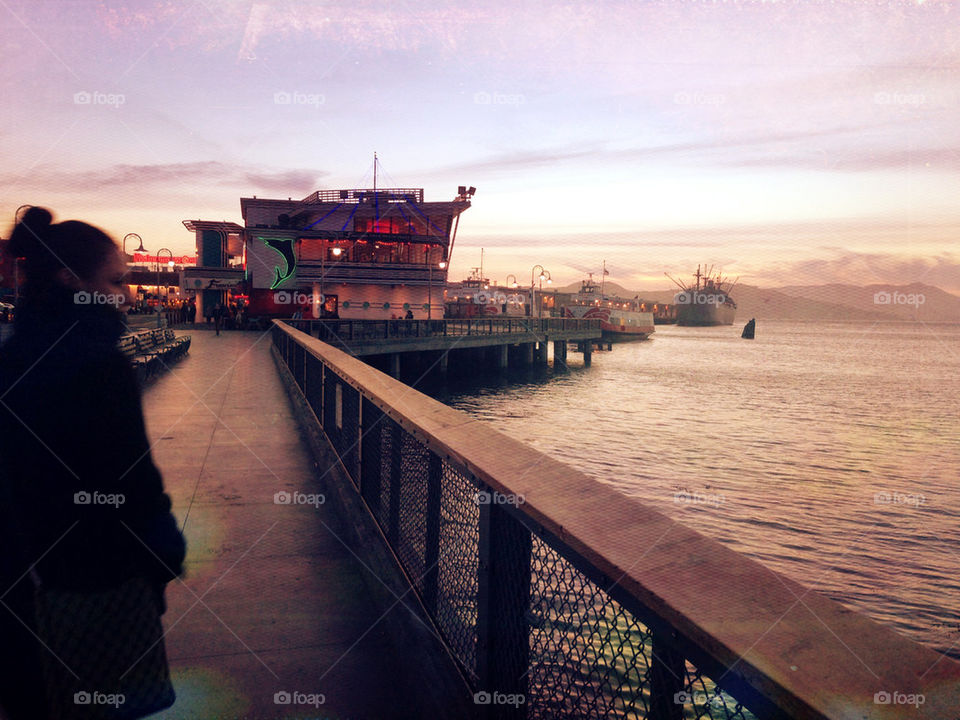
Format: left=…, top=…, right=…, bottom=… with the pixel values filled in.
left=602, top=268, right=609, bottom=275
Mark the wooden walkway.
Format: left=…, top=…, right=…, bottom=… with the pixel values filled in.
left=140, top=329, right=461, bottom=719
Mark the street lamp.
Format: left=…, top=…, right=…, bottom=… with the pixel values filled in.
left=530, top=265, right=550, bottom=318
left=505, top=274, right=518, bottom=289
left=156, top=248, right=172, bottom=327
left=123, top=233, right=146, bottom=260
left=428, top=260, right=447, bottom=320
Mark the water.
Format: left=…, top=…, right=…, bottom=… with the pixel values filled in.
left=435, top=321, right=960, bottom=659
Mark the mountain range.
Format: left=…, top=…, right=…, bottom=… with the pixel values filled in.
left=554, top=281, right=960, bottom=322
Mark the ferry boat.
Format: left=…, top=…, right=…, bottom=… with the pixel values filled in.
left=444, top=268, right=527, bottom=318
left=562, top=272, right=655, bottom=341
left=668, top=265, right=737, bottom=326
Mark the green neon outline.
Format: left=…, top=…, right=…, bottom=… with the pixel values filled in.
left=257, top=235, right=297, bottom=290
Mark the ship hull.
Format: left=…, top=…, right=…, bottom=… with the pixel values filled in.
left=564, top=306, right=655, bottom=340
left=675, top=302, right=736, bottom=326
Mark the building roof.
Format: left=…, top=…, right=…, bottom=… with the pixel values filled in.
left=182, top=220, right=244, bottom=233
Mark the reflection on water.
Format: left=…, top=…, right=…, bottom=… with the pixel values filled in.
left=432, top=321, right=960, bottom=659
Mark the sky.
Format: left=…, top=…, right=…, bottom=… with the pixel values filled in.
left=1, top=0, right=959, bottom=291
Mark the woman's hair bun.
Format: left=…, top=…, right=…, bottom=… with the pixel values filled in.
left=9, top=206, right=54, bottom=260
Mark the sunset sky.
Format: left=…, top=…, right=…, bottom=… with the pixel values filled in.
left=1, top=0, right=958, bottom=291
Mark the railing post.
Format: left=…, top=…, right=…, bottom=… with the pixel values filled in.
left=649, top=632, right=686, bottom=720
left=477, top=501, right=530, bottom=719
left=388, top=422, right=403, bottom=545
left=422, top=453, right=442, bottom=617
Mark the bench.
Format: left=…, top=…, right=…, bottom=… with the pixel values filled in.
left=118, top=328, right=191, bottom=384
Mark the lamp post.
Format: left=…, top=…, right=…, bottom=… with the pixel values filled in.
left=428, top=260, right=447, bottom=320
left=156, top=248, right=172, bottom=327
left=505, top=274, right=517, bottom=288
left=530, top=265, right=550, bottom=318
left=12, top=206, right=32, bottom=305
left=122, top=233, right=146, bottom=260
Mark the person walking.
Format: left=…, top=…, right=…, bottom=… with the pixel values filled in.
left=213, top=301, right=223, bottom=335
left=186, top=299, right=196, bottom=326
left=0, top=207, right=186, bottom=720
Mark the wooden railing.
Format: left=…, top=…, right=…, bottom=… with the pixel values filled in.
left=273, top=319, right=960, bottom=719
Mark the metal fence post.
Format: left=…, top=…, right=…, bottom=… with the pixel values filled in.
left=388, top=422, right=403, bottom=546
left=477, top=501, right=530, bottom=719
left=422, top=453, right=442, bottom=617
left=649, top=632, right=686, bottom=720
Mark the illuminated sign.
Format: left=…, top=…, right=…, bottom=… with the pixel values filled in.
left=132, top=253, right=197, bottom=265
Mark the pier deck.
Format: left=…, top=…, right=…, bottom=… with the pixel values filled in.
left=140, top=330, right=461, bottom=719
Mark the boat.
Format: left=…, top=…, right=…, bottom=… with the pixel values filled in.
left=741, top=318, right=756, bottom=339
left=562, top=269, right=655, bottom=341
left=667, top=265, right=737, bottom=326
left=444, top=267, right=527, bottom=318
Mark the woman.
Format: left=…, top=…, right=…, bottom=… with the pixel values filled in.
left=0, top=207, right=186, bottom=719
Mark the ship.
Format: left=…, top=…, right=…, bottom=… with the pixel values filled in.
left=562, top=269, right=655, bottom=341
left=667, top=265, right=737, bottom=326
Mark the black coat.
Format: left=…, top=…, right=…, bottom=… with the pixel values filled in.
left=0, top=291, right=186, bottom=591
left=0, top=291, right=186, bottom=719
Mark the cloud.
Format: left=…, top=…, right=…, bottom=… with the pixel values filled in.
left=0, top=162, right=326, bottom=196
left=771, top=250, right=960, bottom=289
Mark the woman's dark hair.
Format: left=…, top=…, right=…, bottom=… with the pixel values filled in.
left=7, top=206, right=117, bottom=290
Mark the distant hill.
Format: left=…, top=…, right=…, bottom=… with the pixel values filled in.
left=553, top=281, right=960, bottom=322
left=773, top=283, right=960, bottom=322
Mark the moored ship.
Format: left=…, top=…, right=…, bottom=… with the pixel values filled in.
left=668, top=265, right=737, bottom=326
left=563, top=272, right=655, bottom=341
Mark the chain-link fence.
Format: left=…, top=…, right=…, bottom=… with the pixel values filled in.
left=273, top=322, right=884, bottom=719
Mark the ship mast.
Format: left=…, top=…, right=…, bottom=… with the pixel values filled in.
left=600, top=259, right=606, bottom=299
